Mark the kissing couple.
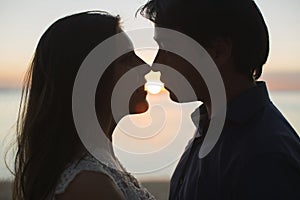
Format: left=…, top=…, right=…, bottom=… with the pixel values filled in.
left=12, top=0, right=300, bottom=200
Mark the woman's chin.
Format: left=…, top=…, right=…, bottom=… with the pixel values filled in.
left=129, top=100, right=149, bottom=114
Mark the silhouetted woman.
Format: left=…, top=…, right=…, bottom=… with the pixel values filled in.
left=13, top=11, right=153, bottom=200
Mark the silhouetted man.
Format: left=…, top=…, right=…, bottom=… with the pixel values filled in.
left=140, top=0, right=300, bottom=199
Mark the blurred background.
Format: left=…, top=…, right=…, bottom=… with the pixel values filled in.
left=0, top=0, right=299, bottom=199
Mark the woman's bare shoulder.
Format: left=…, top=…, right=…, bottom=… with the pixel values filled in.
left=55, top=170, right=125, bottom=200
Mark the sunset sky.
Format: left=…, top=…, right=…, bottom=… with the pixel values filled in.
left=0, top=0, right=299, bottom=88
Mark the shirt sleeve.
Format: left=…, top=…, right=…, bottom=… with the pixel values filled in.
left=232, top=152, right=300, bottom=200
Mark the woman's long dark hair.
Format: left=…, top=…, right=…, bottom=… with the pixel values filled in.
left=13, top=11, right=120, bottom=200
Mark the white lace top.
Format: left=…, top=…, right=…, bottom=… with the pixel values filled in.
left=54, top=154, right=156, bottom=200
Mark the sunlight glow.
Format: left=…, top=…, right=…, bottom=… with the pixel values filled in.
left=144, top=70, right=164, bottom=94
left=145, top=82, right=164, bottom=94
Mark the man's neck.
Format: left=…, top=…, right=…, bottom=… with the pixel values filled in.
left=226, top=80, right=256, bottom=104
left=202, top=77, right=256, bottom=119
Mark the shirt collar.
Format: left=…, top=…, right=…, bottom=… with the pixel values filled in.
left=191, top=104, right=209, bottom=137
left=191, top=81, right=271, bottom=130
left=226, top=81, right=271, bottom=125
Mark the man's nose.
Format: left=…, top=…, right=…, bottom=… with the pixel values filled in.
left=153, top=50, right=166, bottom=64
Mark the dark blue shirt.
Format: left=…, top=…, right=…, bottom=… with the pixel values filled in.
left=169, top=82, right=300, bottom=200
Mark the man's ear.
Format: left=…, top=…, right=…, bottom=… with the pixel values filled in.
left=206, top=37, right=232, bottom=67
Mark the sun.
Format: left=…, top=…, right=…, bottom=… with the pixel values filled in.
left=144, top=70, right=164, bottom=94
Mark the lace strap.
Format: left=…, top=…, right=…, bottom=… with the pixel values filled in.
left=54, top=156, right=113, bottom=195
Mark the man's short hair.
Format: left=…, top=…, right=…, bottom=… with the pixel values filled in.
left=139, top=0, right=269, bottom=80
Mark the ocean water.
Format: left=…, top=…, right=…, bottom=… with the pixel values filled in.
left=0, top=89, right=299, bottom=181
